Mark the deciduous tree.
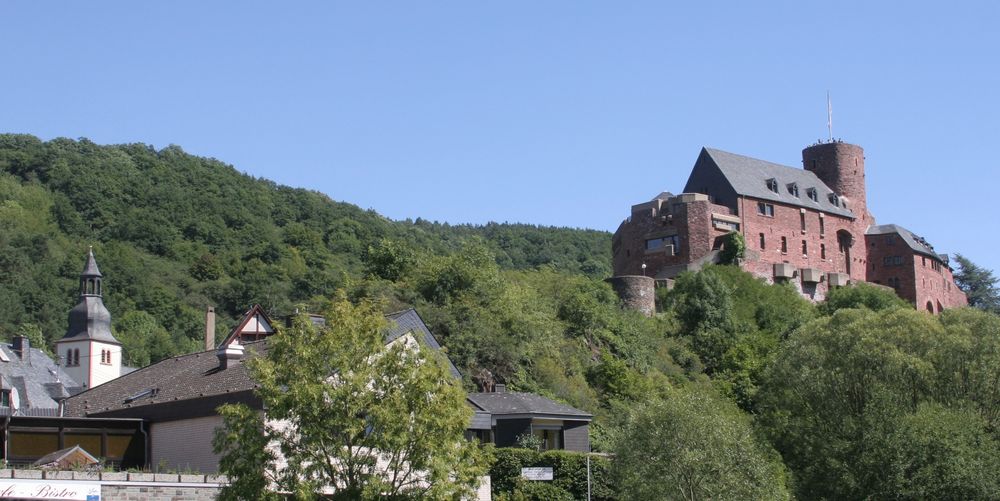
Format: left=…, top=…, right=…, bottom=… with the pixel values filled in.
left=214, top=295, right=486, bottom=500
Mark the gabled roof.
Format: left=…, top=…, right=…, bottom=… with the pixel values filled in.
left=386, top=309, right=461, bottom=379
left=32, top=445, right=99, bottom=469
left=866, top=224, right=947, bottom=262
left=0, top=344, right=81, bottom=413
left=696, top=148, right=855, bottom=217
left=467, top=392, right=592, bottom=420
left=218, top=304, right=276, bottom=347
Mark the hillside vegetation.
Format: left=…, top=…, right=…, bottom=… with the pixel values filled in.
left=2, top=134, right=999, bottom=499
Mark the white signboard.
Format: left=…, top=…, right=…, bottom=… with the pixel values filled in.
left=521, top=467, right=553, bottom=481
left=0, top=479, right=101, bottom=500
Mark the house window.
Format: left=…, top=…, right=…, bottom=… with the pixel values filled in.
left=787, top=183, right=799, bottom=197
left=802, top=240, right=808, bottom=255
left=532, top=428, right=562, bottom=451
left=74, top=349, right=80, bottom=366
left=759, top=233, right=766, bottom=250
left=757, top=202, right=774, bottom=217
left=828, top=193, right=839, bottom=205
left=818, top=216, right=825, bottom=236
left=0, top=390, right=10, bottom=407
left=807, top=188, right=818, bottom=201
left=766, top=178, right=779, bottom=193
left=781, top=237, right=788, bottom=253
left=821, top=244, right=826, bottom=259
left=800, top=212, right=806, bottom=232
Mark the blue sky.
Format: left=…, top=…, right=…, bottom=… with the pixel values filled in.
left=2, top=2, right=998, bottom=273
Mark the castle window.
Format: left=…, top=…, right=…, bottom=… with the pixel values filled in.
left=757, top=203, right=774, bottom=217
left=886, top=235, right=895, bottom=246
left=759, top=233, right=765, bottom=250
left=766, top=178, right=779, bottom=193
left=922, top=256, right=926, bottom=267
left=800, top=212, right=806, bottom=232
left=781, top=237, right=787, bottom=253
left=807, top=188, right=818, bottom=202
left=821, top=244, right=826, bottom=259
left=828, top=193, right=839, bottom=205
left=883, top=256, right=904, bottom=266
left=819, top=215, right=825, bottom=235
left=645, top=235, right=680, bottom=254
left=802, top=240, right=808, bottom=255
left=787, top=183, right=799, bottom=197
left=889, top=277, right=900, bottom=289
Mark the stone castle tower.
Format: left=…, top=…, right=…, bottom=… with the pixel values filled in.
left=55, top=248, right=122, bottom=388
left=802, top=141, right=872, bottom=225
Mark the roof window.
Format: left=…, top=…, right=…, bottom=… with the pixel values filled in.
left=807, top=188, right=818, bottom=202
left=787, top=183, right=799, bottom=197
left=828, top=193, right=839, bottom=205
left=766, top=178, right=779, bottom=193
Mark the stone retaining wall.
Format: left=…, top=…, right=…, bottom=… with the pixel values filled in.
left=0, top=469, right=226, bottom=501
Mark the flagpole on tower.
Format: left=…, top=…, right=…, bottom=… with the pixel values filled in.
left=827, top=91, right=833, bottom=142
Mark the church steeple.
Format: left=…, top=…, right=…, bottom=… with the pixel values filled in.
left=60, top=248, right=119, bottom=345
left=57, top=248, right=122, bottom=388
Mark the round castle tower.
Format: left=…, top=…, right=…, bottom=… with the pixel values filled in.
left=606, top=275, right=655, bottom=317
left=802, top=142, right=871, bottom=224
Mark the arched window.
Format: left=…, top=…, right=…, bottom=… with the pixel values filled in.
left=73, top=349, right=80, bottom=366
left=926, top=301, right=934, bottom=313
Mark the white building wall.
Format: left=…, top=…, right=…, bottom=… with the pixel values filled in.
left=88, top=341, right=121, bottom=387
left=151, top=415, right=225, bottom=474
left=58, top=340, right=92, bottom=387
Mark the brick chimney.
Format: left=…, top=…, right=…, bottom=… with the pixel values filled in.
left=11, top=336, right=29, bottom=360
left=205, top=306, right=216, bottom=351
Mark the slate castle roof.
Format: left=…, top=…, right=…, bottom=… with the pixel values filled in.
left=867, top=223, right=949, bottom=263
left=0, top=342, right=82, bottom=416
left=687, top=147, right=855, bottom=218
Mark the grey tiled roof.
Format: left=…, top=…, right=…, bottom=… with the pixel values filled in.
left=65, top=309, right=462, bottom=418
left=866, top=224, right=946, bottom=262
left=701, top=148, right=855, bottom=217
left=63, top=343, right=262, bottom=417
left=0, top=345, right=81, bottom=412
left=467, top=392, right=592, bottom=419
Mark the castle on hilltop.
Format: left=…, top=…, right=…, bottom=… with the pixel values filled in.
left=609, top=140, right=967, bottom=314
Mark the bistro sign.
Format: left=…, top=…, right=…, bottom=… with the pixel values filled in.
left=0, top=480, right=100, bottom=500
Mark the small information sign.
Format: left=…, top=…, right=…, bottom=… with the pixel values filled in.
left=521, top=467, right=553, bottom=481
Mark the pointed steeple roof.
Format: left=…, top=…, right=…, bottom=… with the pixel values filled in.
left=80, top=246, right=102, bottom=278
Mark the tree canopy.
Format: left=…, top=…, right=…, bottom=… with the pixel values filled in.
left=214, top=295, right=486, bottom=500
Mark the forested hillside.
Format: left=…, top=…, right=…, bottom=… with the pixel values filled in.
left=0, top=134, right=609, bottom=364
left=3, top=134, right=999, bottom=499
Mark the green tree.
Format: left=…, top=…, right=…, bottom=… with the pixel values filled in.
left=819, top=281, right=909, bottom=314
left=214, top=295, right=486, bottom=500
left=612, top=388, right=790, bottom=501
left=757, top=307, right=1000, bottom=499
left=954, top=254, right=1000, bottom=313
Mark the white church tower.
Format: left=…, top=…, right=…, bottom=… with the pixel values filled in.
left=55, top=248, right=122, bottom=388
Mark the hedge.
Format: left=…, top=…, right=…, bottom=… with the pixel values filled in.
left=489, top=448, right=614, bottom=501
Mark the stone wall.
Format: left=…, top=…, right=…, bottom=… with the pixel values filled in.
left=0, top=469, right=225, bottom=501
left=606, top=276, right=655, bottom=316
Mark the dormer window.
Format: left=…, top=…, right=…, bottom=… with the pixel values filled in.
left=787, top=183, right=799, bottom=197
left=807, top=188, right=818, bottom=202
left=766, top=178, right=779, bottom=193
left=828, top=193, right=839, bottom=205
